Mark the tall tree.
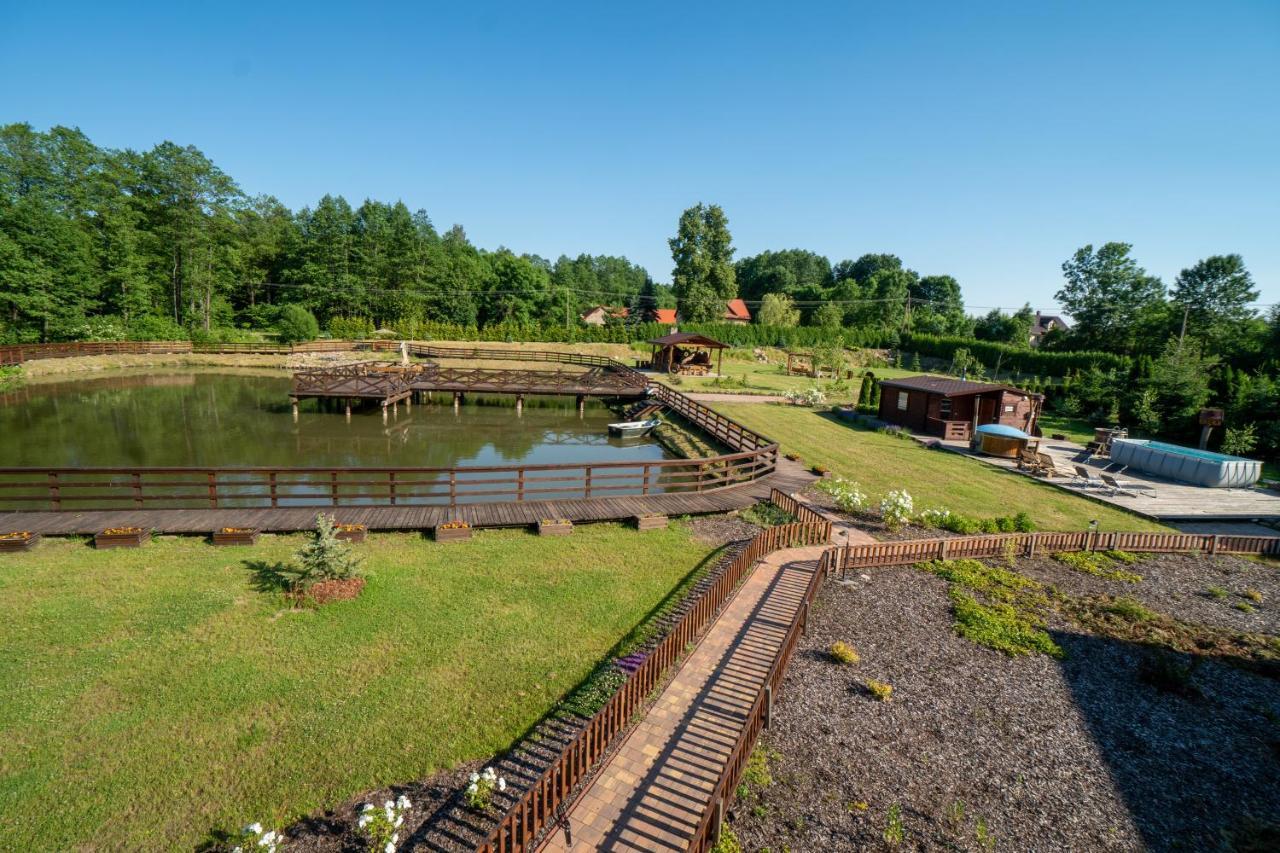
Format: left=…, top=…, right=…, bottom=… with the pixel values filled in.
left=1170, top=254, right=1259, bottom=350
left=1056, top=243, right=1166, bottom=353
left=757, top=293, right=800, bottom=327
left=669, top=203, right=736, bottom=323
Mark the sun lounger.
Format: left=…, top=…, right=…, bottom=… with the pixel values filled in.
left=1073, top=464, right=1104, bottom=489
left=1100, top=473, right=1155, bottom=498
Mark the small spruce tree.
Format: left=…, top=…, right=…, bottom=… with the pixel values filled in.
left=293, top=514, right=362, bottom=588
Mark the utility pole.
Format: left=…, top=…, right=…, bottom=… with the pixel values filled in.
left=1178, top=303, right=1189, bottom=350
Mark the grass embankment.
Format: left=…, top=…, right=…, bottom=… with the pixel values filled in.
left=710, top=403, right=1166, bottom=532
left=0, top=525, right=714, bottom=850
left=653, top=349, right=939, bottom=400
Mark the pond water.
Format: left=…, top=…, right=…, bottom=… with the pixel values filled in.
left=0, top=371, right=672, bottom=470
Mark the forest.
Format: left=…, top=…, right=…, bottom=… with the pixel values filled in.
left=2, top=123, right=1277, bottom=462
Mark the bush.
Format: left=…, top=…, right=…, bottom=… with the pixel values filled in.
left=276, top=304, right=320, bottom=344
left=865, top=679, right=894, bottom=702
left=328, top=315, right=376, bottom=339
left=829, top=641, right=860, bottom=665
left=879, top=490, right=914, bottom=531
left=816, top=476, right=868, bottom=514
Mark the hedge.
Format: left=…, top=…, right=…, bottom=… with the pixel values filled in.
left=899, top=333, right=1130, bottom=377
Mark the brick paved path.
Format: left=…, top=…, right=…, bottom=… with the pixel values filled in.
left=539, top=543, right=830, bottom=851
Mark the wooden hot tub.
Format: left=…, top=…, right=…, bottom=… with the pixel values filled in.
left=973, top=424, right=1031, bottom=458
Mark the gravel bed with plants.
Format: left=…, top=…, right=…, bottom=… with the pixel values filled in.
left=725, top=554, right=1280, bottom=852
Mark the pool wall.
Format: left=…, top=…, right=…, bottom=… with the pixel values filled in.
left=1110, top=439, right=1262, bottom=488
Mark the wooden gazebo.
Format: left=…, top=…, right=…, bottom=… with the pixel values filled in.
left=647, top=332, right=728, bottom=376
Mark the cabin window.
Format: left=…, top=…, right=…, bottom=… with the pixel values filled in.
left=897, top=392, right=909, bottom=411
left=1004, top=404, right=1015, bottom=413
left=939, top=398, right=952, bottom=418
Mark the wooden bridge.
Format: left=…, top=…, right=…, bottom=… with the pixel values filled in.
left=289, top=359, right=650, bottom=414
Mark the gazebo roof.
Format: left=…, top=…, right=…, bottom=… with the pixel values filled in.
left=647, top=332, right=728, bottom=349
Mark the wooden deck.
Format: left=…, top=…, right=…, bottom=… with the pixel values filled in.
left=0, top=460, right=814, bottom=535
left=931, top=435, right=1280, bottom=522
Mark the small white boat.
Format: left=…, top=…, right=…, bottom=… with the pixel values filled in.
left=608, top=418, right=660, bottom=437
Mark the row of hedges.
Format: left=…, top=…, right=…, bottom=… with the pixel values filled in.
left=899, top=333, right=1130, bottom=377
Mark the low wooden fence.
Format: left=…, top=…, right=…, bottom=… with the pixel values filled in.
left=0, top=339, right=380, bottom=366
left=476, top=491, right=830, bottom=853
left=828, top=529, right=1280, bottom=572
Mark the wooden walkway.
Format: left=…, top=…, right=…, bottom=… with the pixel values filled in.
left=539, top=544, right=828, bottom=851
left=0, top=461, right=814, bottom=535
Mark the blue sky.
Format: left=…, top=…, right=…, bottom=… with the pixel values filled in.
left=3, top=1, right=1277, bottom=312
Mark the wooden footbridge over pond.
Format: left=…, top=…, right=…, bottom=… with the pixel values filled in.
left=0, top=349, right=811, bottom=535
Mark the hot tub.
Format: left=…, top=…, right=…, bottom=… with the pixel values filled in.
left=1109, top=439, right=1262, bottom=488
left=973, top=423, right=1029, bottom=458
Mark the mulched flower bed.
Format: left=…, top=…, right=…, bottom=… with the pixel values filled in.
left=728, top=556, right=1280, bottom=851
left=294, top=577, right=365, bottom=606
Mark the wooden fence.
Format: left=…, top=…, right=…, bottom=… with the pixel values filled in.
left=828, top=529, right=1280, bottom=572
left=475, top=490, right=830, bottom=853
left=0, top=339, right=379, bottom=366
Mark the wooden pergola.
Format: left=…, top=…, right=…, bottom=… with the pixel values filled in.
left=647, top=332, right=728, bottom=376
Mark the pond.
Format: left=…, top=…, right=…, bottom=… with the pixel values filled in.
left=0, top=371, right=672, bottom=469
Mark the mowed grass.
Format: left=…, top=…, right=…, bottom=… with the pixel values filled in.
left=654, top=356, right=938, bottom=399
left=711, top=403, right=1167, bottom=532
left=0, top=525, right=716, bottom=850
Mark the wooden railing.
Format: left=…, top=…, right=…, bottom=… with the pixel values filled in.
left=0, top=340, right=194, bottom=365
left=476, top=498, right=831, bottom=853
left=927, top=417, right=971, bottom=441
left=686, top=545, right=835, bottom=853
left=828, top=529, right=1280, bottom=571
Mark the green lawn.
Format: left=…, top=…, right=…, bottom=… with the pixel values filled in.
left=1036, top=413, right=1097, bottom=446
left=655, top=356, right=939, bottom=401
left=0, top=526, right=716, bottom=850
left=710, top=403, right=1167, bottom=532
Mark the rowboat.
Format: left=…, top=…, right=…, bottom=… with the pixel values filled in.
left=607, top=418, right=660, bottom=437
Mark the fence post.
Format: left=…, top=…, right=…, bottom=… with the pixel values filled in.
left=1027, top=533, right=1036, bottom=558
left=937, top=539, right=948, bottom=560
left=269, top=472, right=278, bottom=507
left=133, top=472, right=143, bottom=508
left=208, top=471, right=218, bottom=508
left=764, top=684, right=773, bottom=728
left=1209, top=534, right=1219, bottom=555
left=49, top=471, right=60, bottom=510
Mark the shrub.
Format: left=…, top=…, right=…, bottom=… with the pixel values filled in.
left=1104, top=596, right=1157, bottom=623
left=276, top=304, right=320, bottom=344
left=465, top=767, right=507, bottom=810
left=817, top=477, right=867, bottom=514
left=1052, top=551, right=1142, bottom=583
left=1206, top=586, right=1229, bottom=600
left=1244, top=588, right=1264, bottom=603
left=293, top=514, right=362, bottom=589
left=829, top=641, right=860, bottom=665
left=884, top=803, right=905, bottom=845
left=711, top=823, right=743, bottom=853
left=357, top=795, right=411, bottom=852
left=328, top=315, right=376, bottom=339
left=879, top=490, right=914, bottom=531
left=865, top=679, right=894, bottom=702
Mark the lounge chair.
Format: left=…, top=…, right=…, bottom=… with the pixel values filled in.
left=1072, top=464, right=1104, bottom=489
left=1038, top=454, right=1065, bottom=478
left=1100, top=473, right=1155, bottom=498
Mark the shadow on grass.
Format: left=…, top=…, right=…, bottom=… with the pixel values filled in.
left=1051, top=629, right=1280, bottom=850
left=244, top=559, right=297, bottom=594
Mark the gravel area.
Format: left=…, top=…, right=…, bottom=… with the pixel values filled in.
left=1019, top=551, right=1280, bottom=635
left=729, top=563, right=1280, bottom=852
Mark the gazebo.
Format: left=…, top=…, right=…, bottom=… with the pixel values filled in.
left=646, top=332, right=728, bottom=376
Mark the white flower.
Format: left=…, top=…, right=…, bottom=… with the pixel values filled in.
left=384, top=843, right=395, bottom=853
left=469, top=772, right=480, bottom=783
left=395, top=815, right=404, bottom=827
left=396, top=794, right=411, bottom=809
left=233, top=848, right=244, bottom=853
left=246, top=823, right=264, bottom=835
left=362, top=803, right=375, bottom=812
left=498, top=778, right=506, bottom=791
left=385, top=799, right=394, bottom=809
left=392, top=833, right=399, bottom=844
left=357, top=815, right=371, bottom=828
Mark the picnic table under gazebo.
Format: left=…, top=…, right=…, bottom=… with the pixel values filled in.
left=645, top=332, right=727, bottom=376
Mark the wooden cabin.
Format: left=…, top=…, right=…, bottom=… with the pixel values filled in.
left=878, top=376, right=1042, bottom=441
left=646, top=332, right=727, bottom=376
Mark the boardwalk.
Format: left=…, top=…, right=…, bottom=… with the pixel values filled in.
left=540, top=544, right=829, bottom=851
left=0, top=460, right=814, bottom=535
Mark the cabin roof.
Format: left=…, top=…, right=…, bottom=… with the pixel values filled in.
left=878, top=375, right=1040, bottom=398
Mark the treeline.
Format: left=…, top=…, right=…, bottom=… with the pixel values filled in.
left=0, top=124, right=662, bottom=344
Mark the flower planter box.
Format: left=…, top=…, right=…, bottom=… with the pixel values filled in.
left=0, top=532, right=39, bottom=553
left=633, top=514, right=668, bottom=532
left=212, top=527, right=260, bottom=546
left=434, top=523, right=473, bottom=543
left=334, top=524, right=367, bottom=543
left=94, top=528, right=150, bottom=549
left=537, top=520, right=574, bottom=537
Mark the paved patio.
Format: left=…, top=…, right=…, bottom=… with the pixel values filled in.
left=927, top=434, right=1280, bottom=523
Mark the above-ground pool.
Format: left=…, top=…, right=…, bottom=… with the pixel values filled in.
left=1109, top=439, right=1262, bottom=488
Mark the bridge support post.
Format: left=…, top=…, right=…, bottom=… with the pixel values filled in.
left=382, top=404, right=388, bottom=424
left=453, top=391, right=461, bottom=412
left=516, top=395, right=523, bottom=416
left=577, top=394, right=585, bottom=417
left=345, top=401, right=352, bottom=421
left=290, top=398, right=298, bottom=421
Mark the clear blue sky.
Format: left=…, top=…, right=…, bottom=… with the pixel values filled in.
left=3, top=0, right=1277, bottom=313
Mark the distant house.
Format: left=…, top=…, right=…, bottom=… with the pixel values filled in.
left=580, top=306, right=628, bottom=326
left=722, top=298, right=752, bottom=324
left=653, top=308, right=678, bottom=325
left=1029, top=312, right=1069, bottom=347
left=877, top=375, right=1043, bottom=441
